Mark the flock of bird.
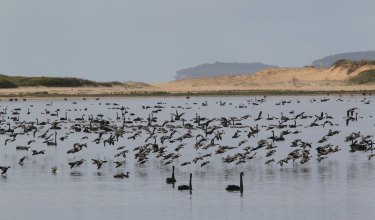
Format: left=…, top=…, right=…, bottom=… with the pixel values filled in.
left=0, top=95, right=374, bottom=193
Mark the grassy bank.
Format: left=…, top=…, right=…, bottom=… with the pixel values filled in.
left=0, top=74, right=122, bottom=88
left=349, top=69, right=375, bottom=84
left=333, top=60, right=375, bottom=74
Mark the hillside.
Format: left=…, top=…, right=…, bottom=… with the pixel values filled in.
left=349, top=69, right=375, bottom=84
left=0, top=75, right=153, bottom=96
left=153, top=60, right=375, bottom=92
left=312, top=51, right=375, bottom=68
left=175, top=62, right=277, bottom=80
left=123, top=81, right=153, bottom=89
left=0, top=74, right=123, bottom=89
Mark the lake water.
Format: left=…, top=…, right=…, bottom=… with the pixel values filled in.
left=0, top=95, right=374, bottom=220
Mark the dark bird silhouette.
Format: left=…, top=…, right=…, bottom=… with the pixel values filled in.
left=114, top=172, right=130, bottom=179
left=113, top=160, right=126, bottom=168
left=0, top=166, right=10, bottom=175
left=18, top=156, right=28, bottom=166
left=16, top=146, right=31, bottom=151
left=31, top=150, right=45, bottom=156
left=68, top=159, right=86, bottom=169
left=91, top=159, right=108, bottom=170
left=51, top=166, right=57, bottom=174
left=347, top=107, right=358, bottom=117
left=166, top=166, right=176, bottom=184
left=226, top=172, right=244, bottom=193
left=346, top=113, right=358, bottom=126
left=178, top=173, right=192, bottom=191
left=254, top=111, right=262, bottom=121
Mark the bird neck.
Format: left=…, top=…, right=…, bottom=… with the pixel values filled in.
left=240, top=174, right=243, bottom=192
left=189, top=174, right=192, bottom=190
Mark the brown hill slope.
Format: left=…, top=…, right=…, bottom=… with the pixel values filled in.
left=152, top=60, right=375, bottom=92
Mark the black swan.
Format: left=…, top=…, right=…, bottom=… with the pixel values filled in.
left=178, top=173, right=192, bottom=190
left=226, top=172, right=243, bottom=193
left=166, top=166, right=176, bottom=184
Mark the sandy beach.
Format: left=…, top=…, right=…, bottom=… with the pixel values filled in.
left=1, top=64, right=375, bottom=97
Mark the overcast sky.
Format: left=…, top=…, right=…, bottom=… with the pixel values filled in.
left=0, top=0, right=374, bottom=82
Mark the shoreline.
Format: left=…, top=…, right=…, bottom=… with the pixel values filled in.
left=0, top=87, right=374, bottom=99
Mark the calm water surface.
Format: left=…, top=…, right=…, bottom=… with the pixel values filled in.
left=0, top=95, right=374, bottom=220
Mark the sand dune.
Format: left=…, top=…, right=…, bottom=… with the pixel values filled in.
left=1, top=62, right=375, bottom=96
left=151, top=63, right=375, bottom=92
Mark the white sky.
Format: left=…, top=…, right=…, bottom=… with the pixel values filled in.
left=0, top=0, right=374, bottom=82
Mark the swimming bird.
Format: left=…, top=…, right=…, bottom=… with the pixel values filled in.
left=114, top=172, right=129, bottom=179
left=51, top=166, right=57, bottom=174
left=178, top=173, right=192, bottom=190
left=226, top=172, right=244, bottom=193
left=46, top=131, right=57, bottom=146
left=166, top=165, right=176, bottom=184
left=254, top=111, right=262, bottom=121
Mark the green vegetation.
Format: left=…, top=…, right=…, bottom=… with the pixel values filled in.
left=123, top=81, right=152, bottom=89
left=349, top=69, right=375, bottom=84
left=0, top=74, right=122, bottom=89
left=0, top=80, right=17, bottom=88
left=332, top=59, right=375, bottom=74
left=333, top=59, right=375, bottom=67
